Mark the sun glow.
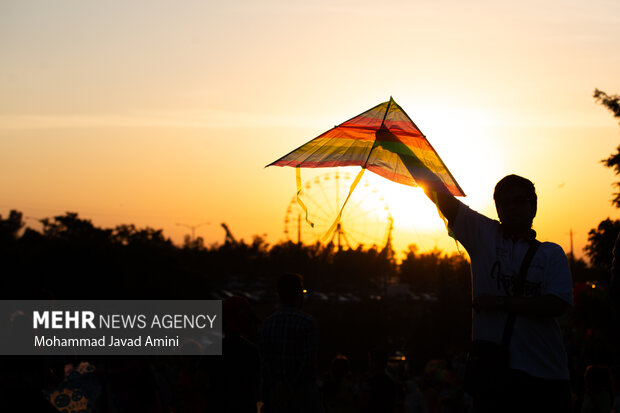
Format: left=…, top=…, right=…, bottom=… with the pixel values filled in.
left=363, top=175, right=444, bottom=232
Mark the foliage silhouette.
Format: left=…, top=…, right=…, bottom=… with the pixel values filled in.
left=585, top=218, right=620, bottom=273
left=585, top=89, right=620, bottom=275
left=594, top=89, right=620, bottom=208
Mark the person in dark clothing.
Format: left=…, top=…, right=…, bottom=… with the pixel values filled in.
left=581, top=364, right=613, bottom=413
left=259, top=273, right=323, bottom=413
left=359, top=349, right=397, bottom=413
left=322, top=355, right=357, bottom=413
left=206, top=296, right=260, bottom=413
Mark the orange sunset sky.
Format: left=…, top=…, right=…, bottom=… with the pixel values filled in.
left=1, top=0, right=619, bottom=260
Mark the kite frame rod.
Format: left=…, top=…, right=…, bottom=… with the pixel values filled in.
left=361, top=96, right=393, bottom=169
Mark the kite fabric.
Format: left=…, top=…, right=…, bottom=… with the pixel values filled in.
left=267, top=97, right=465, bottom=197
left=267, top=97, right=465, bottom=238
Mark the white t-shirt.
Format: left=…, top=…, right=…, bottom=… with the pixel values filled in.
left=452, top=201, right=573, bottom=380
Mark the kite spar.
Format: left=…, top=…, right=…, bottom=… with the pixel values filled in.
left=267, top=97, right=465, bottom=240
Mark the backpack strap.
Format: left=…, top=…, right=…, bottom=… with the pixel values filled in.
left=500, top=239, right=541, bottom=360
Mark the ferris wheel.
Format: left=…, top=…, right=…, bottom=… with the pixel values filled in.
left=283, top=171, right=393, bottom=250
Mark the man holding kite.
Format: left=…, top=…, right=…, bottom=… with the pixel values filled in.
left=425, top=175, right=572, bottom=412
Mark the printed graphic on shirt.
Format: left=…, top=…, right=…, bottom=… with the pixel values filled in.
left=489, top=260, right=542, bottom=297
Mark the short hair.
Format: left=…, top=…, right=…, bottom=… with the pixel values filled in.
left=222, top=296, right=253, bottom=333
left=493, top=174, right=537, bottom=207
left=277, top=273, right=304, bottom=303
left=331, top=355, right=350, bottom=378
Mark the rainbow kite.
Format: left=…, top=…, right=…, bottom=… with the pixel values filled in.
left=267, top=97, right=465, bottom=236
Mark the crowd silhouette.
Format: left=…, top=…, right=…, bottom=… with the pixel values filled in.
left=0, top=208, right=617, bottom=412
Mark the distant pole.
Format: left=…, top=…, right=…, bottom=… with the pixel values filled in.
left=176, top=222, right=210, bottom=242
left=337, top=222, right=341, bottom=251
left=569, top=229, right=575, bottom=274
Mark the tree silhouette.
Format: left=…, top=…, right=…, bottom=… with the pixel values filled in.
left=594, top=89, right=620, bottom=208
left=594, top=89, right=620, bottom=124
left=585, top=218, right=620, bottom=272
left=0, top=210, right=24, bottom=242
left=584, top=89, right=620, bottom=272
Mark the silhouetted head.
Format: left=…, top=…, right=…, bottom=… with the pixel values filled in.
left=493, top=175, right=537, bottom=238
left=331, top=355, right=350, bottom=379
left=179, top=338, right=204, bottom=356
left=584, top=364, right=612, bottom=393
left=277, top=273, right=305, bottom=308
left=222, top=296, right=254, bottom=335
